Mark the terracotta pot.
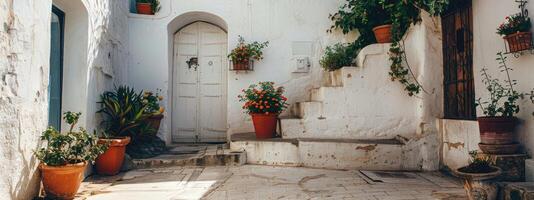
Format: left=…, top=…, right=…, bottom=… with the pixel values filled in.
left=232, top=60, right=250, bottom=71
left=39, top=162, right=87, bottom=199
left=504, top=32, right=532, bottom=53
left=95, top=137, right=131, bottom=175
left=136, top=3, right=153, bottom=15
left=478, top=143, right=520, bottom=155
left=146, top=114, right=164, bottom=135
left=477, top=117, right=517, bottom=145
left=454, top=166, right=501, bottom=200
left=372, top=24, right=393, bottom=43
left=251, top=113, right=278, bottom=139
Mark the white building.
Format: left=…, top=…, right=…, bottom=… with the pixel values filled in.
left=1, top=0, right=534, bottom=199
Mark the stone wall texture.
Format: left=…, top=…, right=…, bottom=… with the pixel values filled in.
left=0, top=0, right=129, bottom=199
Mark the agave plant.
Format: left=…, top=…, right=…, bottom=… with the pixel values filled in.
left=97, top=86, right=151, bottom=138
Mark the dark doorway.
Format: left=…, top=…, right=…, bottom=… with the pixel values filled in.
left=442, top=0, right=476, bottom=120
left=49, top=6, right=64, bottom=129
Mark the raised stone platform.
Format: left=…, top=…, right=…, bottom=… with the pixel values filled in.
left=230, top=132, right=417, bottom=170
left=130, top=144, right=246, bottom=169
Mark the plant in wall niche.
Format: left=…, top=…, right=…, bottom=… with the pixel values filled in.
left=320, top=43, right=359, bottom=71
left=329, top=0, right=449, bottom=96
left=238, top=82, right=288, bottom=139
left=35, top=112, right=107, bottom=199
left=476, top=52, right=534, bottom=155
left=136, top=0, right=160, bottom=15
left=228, top=36, right=269, bottom=71
left=498, top=13, right=532, bottom=53
left=454, top=151, right=501, bottom=200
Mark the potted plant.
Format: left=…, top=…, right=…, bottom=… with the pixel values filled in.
left=238, top=82, right=288, bottom=139
left=319, top=43, right=358, bottom=72
left=455, top=151, right=501, bottom=200
left=96, top=86, right=148, bottom=175
left=476, top=52, right=534, bottom=154
left=136, top=0, right=161, bottom=15
left=228, top=36, right=269, bottom=71
left=497, top=13, right=532, bottom=53
left=35, top=112, right=107, bottom=199
left=142, top=89, right=165, bottom=136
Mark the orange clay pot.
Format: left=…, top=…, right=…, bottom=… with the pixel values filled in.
left=251, top=113, right=278, bottom=139
left=39, top=162, right=87, bottom=199
left=372, top=24, right=393, bottom=43
left=95, top=137, right=131, bottom=175
left=136, top=3, right=153, bottom=15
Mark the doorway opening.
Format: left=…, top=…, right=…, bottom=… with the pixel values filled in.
left=48, top=6, right=65, bottom=129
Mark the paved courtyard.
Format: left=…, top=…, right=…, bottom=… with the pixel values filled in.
left=76, top=165, right=467, bottom=200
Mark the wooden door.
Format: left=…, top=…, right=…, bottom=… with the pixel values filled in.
left=172, top=22, right=227, bottom=143
left=442, top=0, right=476, bottom=120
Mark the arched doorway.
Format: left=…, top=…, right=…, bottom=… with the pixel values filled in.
left=172, top=21, right=228, bottom=143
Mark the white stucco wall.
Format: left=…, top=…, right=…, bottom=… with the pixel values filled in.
left=472, top=0, right=534, bottom=155
left=0, top=0, right=129, bottom=199
left=127, top=0, right=355, bottom=144
left=0, top=1, right=52, bottom=199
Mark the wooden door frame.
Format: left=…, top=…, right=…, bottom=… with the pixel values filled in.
left=170, top=21, right=229, bottom=143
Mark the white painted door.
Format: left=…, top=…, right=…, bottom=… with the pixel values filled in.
left=172, top=22, right=227, bottom=143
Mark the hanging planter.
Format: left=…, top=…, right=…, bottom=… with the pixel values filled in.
left=497, top=13, right=532, bottom=53
left=238, top=82, right=288, bottom=139
left=372, top=24, right=393, bottom=43
left=228, top=36, right=268, bottom=71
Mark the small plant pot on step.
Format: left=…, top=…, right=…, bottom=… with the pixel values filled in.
left=95, top=137, right=131, bottom=175
left=146, top=114, right=164, bottom=135
left=478, top=117, right=517, bottom=145
left=454, top=166, right=501, bottom=200
left=504, top=32, right=532, bottom=53
left=39, top=162, right=87, bottom=199
left=136, top=3, right=153, bottom=15
left=251, top=113, right=278, bottom=139
left=372, top=24, right=393, bottom=43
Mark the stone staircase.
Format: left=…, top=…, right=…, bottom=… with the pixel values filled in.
left=231, top=44, right=427, bottom=171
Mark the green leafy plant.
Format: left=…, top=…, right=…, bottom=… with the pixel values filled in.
left=238, top=82, right=289, bottom=114
left=320, top=43, right=359, bottom=71
left=228, top=36, right=269, bottom=63
left=460, top=151, right=495, bottom=173
left=329, top=0, right=449, bottom=96
left=476, top=52, right=534, bottom=117
left=97, top=85, right=151, bottom=138
left=497, top=13, right=532, bottom=36
left=34, top=112, right=107, bottom=166
left=136, top=0, right=161, bottom=13
left=142, top=89, right=163, bottom=115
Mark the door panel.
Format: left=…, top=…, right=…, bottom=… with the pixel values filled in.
left=172, top=22, right=227, bottom=143
left=48, top=6, right=64, bottom=130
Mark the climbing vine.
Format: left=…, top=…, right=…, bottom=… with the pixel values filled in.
left=329, top=0, right=449, bottom=96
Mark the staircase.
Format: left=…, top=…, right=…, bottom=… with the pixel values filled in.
left=231, top=44, right=426, bottom=171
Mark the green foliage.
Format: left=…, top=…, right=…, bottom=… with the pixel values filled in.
left=497, top=13, right=532, bottom=36
left=142, top=89, right=163, bottom=115
left=228, top=36, right=269, bottom=63
left=136, top=0, right=161, bottom=13
left=460, top=151, right=495, bottom=173
left=329, top=0, right=449, bottom=96
left=34, top=112, right=107, bottom=166
left=476, top=52, right=534, bottom=117
left=320, top=43, right=358, bottom=71
left=97, top=85, right=151, bottom=138
left=238, top=82, right=289, bottom=114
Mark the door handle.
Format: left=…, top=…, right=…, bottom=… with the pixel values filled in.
left=186, top=57, right=198, bottom=71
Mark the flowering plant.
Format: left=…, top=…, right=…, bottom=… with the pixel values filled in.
left=228, top=36, right=269, bottom=63
left=238, top=82, right=289, bottom=114
left=142, top=89, right=164, bottom=115
left=497, top=13, right=532, bottom=36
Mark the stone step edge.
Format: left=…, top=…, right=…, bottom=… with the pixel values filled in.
left=230, top=132, right=406, bottom=146
left=131, top=150, right=246, bottom=169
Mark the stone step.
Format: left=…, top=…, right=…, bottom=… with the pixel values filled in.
left=130, top=145, right=246, bottom=169
left=289, top=101, right=323, bottom=119
left=229, top=132, right=418, bottom=171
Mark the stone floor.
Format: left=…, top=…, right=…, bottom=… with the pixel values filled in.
left=76, top=165, right=467, bottom=200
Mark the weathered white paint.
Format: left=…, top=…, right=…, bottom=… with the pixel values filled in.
left=0, top=0, right=129, bottom=198
left=172, top=21, right=227, bottom=142
left=437, top=119, right=480, bottom=171
left=127, top=0, right=356, bottom=144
